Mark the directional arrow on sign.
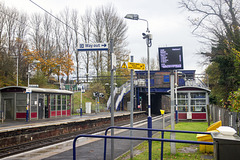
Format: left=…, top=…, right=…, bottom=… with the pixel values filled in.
left=101, top=44, right=107, bottom=47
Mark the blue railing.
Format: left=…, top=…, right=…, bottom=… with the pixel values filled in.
left=73, top=127, right=213, bottom=160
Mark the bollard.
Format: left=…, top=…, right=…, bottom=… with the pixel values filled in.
left=160, top=110, right=165, bottom=129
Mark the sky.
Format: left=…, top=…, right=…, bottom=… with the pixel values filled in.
left=1, top=0, right=208, bottom=74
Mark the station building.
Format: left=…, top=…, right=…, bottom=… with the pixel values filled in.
left=0, top=86, right=73, bottom=120
left=133, top=70, right=210, bottom=120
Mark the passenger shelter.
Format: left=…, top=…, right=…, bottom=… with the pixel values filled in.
left=0, top=86, right=73, bottom=120
left=175, top=86, right=210, bottom=120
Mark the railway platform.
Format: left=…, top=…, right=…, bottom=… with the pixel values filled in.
left=0, top=111, right=145, bottom=132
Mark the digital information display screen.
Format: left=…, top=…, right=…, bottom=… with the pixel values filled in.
left=158, top=46, right=183, bottom=70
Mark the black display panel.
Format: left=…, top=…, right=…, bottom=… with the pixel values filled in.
left=158, top=46, right=183, bottom=70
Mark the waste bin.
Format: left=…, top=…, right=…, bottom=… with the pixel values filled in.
left=212, top=127, right=240, bottom=160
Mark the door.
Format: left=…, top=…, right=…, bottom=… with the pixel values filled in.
left=38, top=98, right=44, bottom=119
left=4, top=99, right=13, bottom=119
left=45, top=95, right=50, bottom=118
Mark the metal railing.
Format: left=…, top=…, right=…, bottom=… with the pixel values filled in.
left=73, top=126, right=213, bottom=160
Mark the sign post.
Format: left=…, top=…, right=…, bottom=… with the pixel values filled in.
left=159, top=46, right=183, bottom=155
left=109, top=39, right=115, bottom=160
left=79, top=41, right=113, bottom=159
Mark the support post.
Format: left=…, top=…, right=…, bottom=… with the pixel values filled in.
left=26, top=92, right=30, bottom=122
left=80, top=87, right=83, bottom=116
left=110, top=39, right=115, bottom=160
left=170, top=71, right=176, bottom=154
left=130, top=56, right=134, bottom=159
left=175, top=70, right=178, bottom=124
left=16, top=57, right=18, bottom=86
left=146, top=34, right=152, bottom=160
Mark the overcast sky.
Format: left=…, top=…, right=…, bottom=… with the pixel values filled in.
left=2, top=0, right=208, bottom=73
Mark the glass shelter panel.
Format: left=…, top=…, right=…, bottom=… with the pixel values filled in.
left=62, top=95, right=66, bottom=110
left=178, top=93, right=188, bottom=98
left=190, top=92, right=206, bottom=112
left=67, top=95, right=71, bottom=110
left=16, top=93, right=27, bottom=112
left=177, top=93, right=189, bottom=112
left=31, top=93, right=37, bottom=112
left=57, top=95, right=61, bottom=111
left=191, top=93, right=205, bottom=98
left=51, top=95, right=56, bottom=111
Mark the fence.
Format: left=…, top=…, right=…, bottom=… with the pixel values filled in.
left=73, top=127, right=213, bottom=160
left=210, top=105, right=239, bottom=134
left=75, top=103, right=107, bottom=114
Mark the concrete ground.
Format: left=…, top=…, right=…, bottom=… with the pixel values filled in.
left=3, top=114, right=171, bottom=160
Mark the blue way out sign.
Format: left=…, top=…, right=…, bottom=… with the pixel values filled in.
left=78, top=43, right=108, bottom=51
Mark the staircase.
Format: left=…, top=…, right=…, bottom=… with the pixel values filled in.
left=107, top=81, right=131, bottom=110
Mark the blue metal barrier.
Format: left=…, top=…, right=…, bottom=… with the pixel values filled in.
left=103, top=126, right=212, bottom=160
left=73, top=127, right=213, bottom=160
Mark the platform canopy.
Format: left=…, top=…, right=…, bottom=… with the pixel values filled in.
left=0, top=86, right=73, bottom=94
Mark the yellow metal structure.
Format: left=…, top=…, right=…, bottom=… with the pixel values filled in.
left=197, top=121, right=222, bottom=153
left=207, top=120, right=222, bottom=131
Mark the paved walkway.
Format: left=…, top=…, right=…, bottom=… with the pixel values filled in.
left=0, top=111, right=143, bottom=132
left=3, top=114, right=171, bottom=160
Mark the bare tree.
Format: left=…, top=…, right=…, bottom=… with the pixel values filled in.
left=92, top=7, right=105, bottom=79
left=80, top=8, right=92, bottom=82
left=140, top=57, right=158, bottom=70
left=71, top=9, right=81, bottom=84
left=30, top=13, right=42, bottom=52
left=179, top=0, right=240, bottom=47
left=61, top=7, right=73, bottom=83
left=180, top=0, right=240, bottom=103
left=15, top=12, right=29, bottom=83
left=0, top=2, right=7, bottom=49
left=5, top=7, right=18, bottom=55
left=100, top=4, right=129, bottom=71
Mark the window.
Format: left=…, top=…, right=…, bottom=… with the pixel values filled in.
left=176, top=93, right=188, bottom=112
left=51, top=95, right=56, bottom=111
left=190, top=92, right=206, bottom=112
left=67, top=95, right=71, bottom=110
left=191, top=93, right=205, bottom=98
left=57, top=95, right=61, bottom=110
left=62, top=95, right=66, bottom=110
left=163, top=75, right=170, bottom=83
left=16, top=93, right=27, bottom=112
left=31, top=93, right=37, bottom=112
left=178, top=93, right=188, bottom=98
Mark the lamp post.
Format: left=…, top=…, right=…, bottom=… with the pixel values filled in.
left=125, top=14, right=153, bottom=160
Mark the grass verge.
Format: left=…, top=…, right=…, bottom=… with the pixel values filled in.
left=117, top=122, right=213, bottom=160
